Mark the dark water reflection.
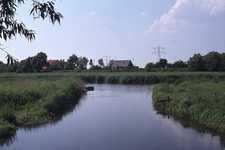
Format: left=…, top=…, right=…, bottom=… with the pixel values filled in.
left=1, top=84, right=224, bottom=150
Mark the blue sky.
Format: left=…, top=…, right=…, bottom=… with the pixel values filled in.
left=1, top=0, right=225, bottom=68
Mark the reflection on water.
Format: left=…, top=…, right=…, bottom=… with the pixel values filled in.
left=156, top=111, right=225, bottom=149
left=1, top=84, right=224, bottom=150
left=0, top=93, right=84, bottom=148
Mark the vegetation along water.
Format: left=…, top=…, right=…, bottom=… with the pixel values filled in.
left=0, top=71, right=225, bottom=141
left=0, top=77, right=85, bottom=140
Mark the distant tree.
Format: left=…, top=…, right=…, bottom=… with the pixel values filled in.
left=108, top=59, right=114, bottom=69
left=167, top=63, right=172, bottom=68
left=187, top=53, right=206, bottom=71
left=49, top=60, right=65, bottom=71
left=0, top=63, right=7, bottom=73
left=155, top=59, right=167, bottom=68
left=145, top=62, right=155, bottom=71
left=0, top=0, right=63, bottom=64
left=220, top=53, right=225, bottom=71
left=79, top=57, right=89, bottom=70
left=89, top=65, right=102, bottom=70
left=204, top=51, right=220, bottom=71
left=66, top=54, right=79, bottom=70
left=172, top=60, right=187, bottom=68
left=17, top=57, right=33, bottom=73
left=98, top=58, right=104, bottom=67
left=31, top=52, right=49, bottom=72
left=89, top=59, right=93, bottom=67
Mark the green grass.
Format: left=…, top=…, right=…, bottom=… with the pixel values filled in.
left=1, top=71, right=224, bottom=84
left=152, top=81, right=225, bottom=133
left=1, top=71, right=225, bottom=138
left=0, top=78, right=85, bottom=138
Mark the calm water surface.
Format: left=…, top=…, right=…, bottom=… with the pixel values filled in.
left=1, top=84, right=224, bottom=150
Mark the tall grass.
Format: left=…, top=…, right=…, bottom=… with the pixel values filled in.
left=1, top=71, right=225, bottom=137
left=0, top=78, right=85, bottom=138
left=1, top=72, right=225, bottom=84
left=152, top=81, right=225, bottom=133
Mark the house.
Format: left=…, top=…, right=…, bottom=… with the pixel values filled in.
left=43, top=60, right=58, bottom=69
left=112, top=60, right=133, bottom=69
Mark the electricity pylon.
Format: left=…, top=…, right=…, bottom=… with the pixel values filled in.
left=102, top=55, right=110, bottom=66
left=152, top=46, right=166, bottom=62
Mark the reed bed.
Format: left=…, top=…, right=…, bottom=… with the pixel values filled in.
left=1, top=71, right=224, bottom=84
left=152, top=81, right=225, bottom=133
left=1, top=71, right=225, bottom=137
left=0, top=78, right=85, bottom=138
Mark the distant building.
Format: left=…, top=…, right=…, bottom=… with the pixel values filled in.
left=112, top=60, right=133, bottom=69
left=43, top=60, right=58, bottom=69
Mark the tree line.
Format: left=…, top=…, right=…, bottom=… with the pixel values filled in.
left=0, top=51, right=224, bottom=73
left=0, top=51, right=117, bottom=73
left=145, top=51, right=225, bottom=72
left=0, top=52, right=89, bottom=73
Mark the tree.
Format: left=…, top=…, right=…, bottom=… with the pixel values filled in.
left=66, top=54, right=79, bottom=70
left=155, top=59, right=167, bottom=68
left=98, top=58, right=104, bottom=67
left=108, top=59, right=114, bottom=69
left=187, top=53, right=206, bottom=71
left=17, top=57, right=33, bottom=73
left=0, top=0, right=63, bottom=64
left=220, top=53, right=225, bottom=71
left=172, top=60, right=187, bottom=68
left=31, top=52, right=49, bottom=72
left=204, top=51, right=220, bottom=71
left=145, top=62, right=155, bottom=71
left=79, top=57, right=89, bottom=70
left=89, top=59, right=93, bottom=67
left=49, top=60, right=65, bottom=71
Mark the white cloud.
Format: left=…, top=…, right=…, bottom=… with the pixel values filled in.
left=141, top=12, right=149, bottom=16
left=145, top=0, right=225, bottom=34
left=89, top=11, right=97, bottom=15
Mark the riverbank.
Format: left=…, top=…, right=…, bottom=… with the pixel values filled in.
left=1, top=71, right=225, bottom=84
left=0, top=78, right=85, bottom=139
left=1, top=71, right=225, bottom=138
left=152, top=81, right=225, bottom=134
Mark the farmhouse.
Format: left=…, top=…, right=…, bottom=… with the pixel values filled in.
left=112, top=60, right=133, bottom=69
left=43, top=60, right=58, bottom=69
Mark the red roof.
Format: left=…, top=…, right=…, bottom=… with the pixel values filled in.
left=43, top=60, right=58, bottom=69
left=47, top=60, right=58, bottom=65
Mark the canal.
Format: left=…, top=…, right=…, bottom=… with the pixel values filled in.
left=1, top=84, right=223, bottom=150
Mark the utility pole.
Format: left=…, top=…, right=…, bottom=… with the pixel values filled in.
left=102, top=55, right=110, bottom=66
left=152, top=46, right=166, bottom=62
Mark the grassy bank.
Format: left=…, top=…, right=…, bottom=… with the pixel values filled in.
left=0, top=78, right=85, bottom=139
left=1, top=71, right=225, bottom=137
left=1, top=71, right=225, bottom=84
left=152, top=81, right=225, bottom=133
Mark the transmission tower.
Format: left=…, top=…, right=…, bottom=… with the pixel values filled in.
left=102, top=55, right=110, bottom=65
left=152, top=46, right=166, bottom=62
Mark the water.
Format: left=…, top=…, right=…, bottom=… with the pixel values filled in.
left=1, top=84, right=224, bottom=150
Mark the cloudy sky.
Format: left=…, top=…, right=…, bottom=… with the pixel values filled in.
left=1, top=0, right=225, bottom=68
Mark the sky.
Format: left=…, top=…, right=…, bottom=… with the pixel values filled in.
left=1, top=0, right=225, bottom=68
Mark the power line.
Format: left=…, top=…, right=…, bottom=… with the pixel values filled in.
left=152, top=46, right=166, bottom=62
left=102, top=55, right=110, bottom=65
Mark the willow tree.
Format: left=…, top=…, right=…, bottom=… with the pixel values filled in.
left=0, top=0, right=63, bottom=65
